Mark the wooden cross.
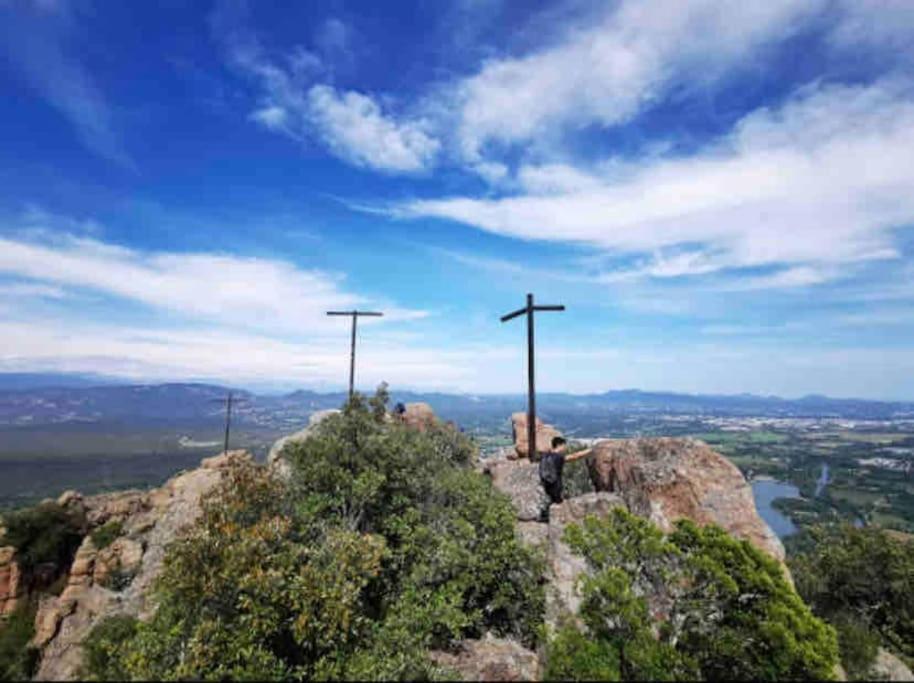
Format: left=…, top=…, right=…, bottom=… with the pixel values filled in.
left=326, top=310, right=384, bottom=398
left=501, top=293, right=565, bottom=460
left=209, top=391, right=249, bottom=454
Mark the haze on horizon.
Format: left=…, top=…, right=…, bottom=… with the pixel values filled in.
left=1, top=0, right=913, bottom=400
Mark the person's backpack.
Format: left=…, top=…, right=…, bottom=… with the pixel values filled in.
left=539, top=452, right=560, bottom=484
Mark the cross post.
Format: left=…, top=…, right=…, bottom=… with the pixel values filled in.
left=326, top=310, right=384, bottom=398
left=501, top=293, right=565, bottom=460
left=209, top=391, right=249, bottom=454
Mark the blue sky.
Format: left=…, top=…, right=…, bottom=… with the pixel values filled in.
left=1, top=0, right=914, bottom=398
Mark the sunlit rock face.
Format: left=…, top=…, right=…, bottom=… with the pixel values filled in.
left=588, top=437, right=785, bottom=562
left=430, top=633, right=541, bottom=681
left=511, top=412, right=563, bottom=461
left=32, top=450, right=253, bottom=681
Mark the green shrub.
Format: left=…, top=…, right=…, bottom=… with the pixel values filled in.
left=547, top=509, right=839, bottom=681
left=0, top=605, right=40, bottom=681
left=1, top=502, right=85, bottom=575
left=545, top=620, right=621, bottom=681
left=81, top=615, right=138, bottom=681
left=830, top=613, right=880, bottom=678
left=90, top=521, right=123, bottom=551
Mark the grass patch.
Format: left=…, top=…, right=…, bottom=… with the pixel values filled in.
left=0, top=604, right=40, bottom=680
left=90, top=520, right=123, bottom=550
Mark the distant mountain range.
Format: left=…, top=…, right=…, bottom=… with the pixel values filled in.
left=1, top=374, right=913, bottom=428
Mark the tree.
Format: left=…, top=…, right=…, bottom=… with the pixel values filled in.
left=546, top=509, right=839, bottom=681
left=790, top=524, right=914, bottom=672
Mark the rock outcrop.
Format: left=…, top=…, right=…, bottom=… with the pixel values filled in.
left=485, top=428, right=787, bottom=649
left=31, top=450, right=252, bottom=681
left=870, top=648, right=914, bottom=681
left=587, top=437, right=784, bottom=561
left=430, top=633, right=540, bottom=681
left=0, top=545, right=25, bottom=615
left=267, top=409, right=340, bottom=478
left=483, top=458, right=550, bottom=522
left=399, top=402, right=439, bottom=432
left=545, top=492, right=626, bottom=624
left=511, top=413, right=563, bottom=460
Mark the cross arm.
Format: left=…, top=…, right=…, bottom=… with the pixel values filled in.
left=533, top=305, right=565, bottom=312
left=500, top=307, right=528, bottom=322
left=354, top=311, right=383, bottom=317
left=327, top=311, right=356, bottom=316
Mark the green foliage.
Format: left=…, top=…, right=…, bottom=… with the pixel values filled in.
left=0, top=605, right=39, bottom=681
left=830, top=613, right=880, bottom=678
left=368, top=382, right=390, bottom=423
left=548, top=509, right=839, bottom=681
left=1, top=502, right=85, bottom=575
left=80, top=615, right=138, bottom=681
left=790, top=524, right=914, bottom=668
left=90, top=521, right=123, bottom=551
left=83, top=387, right=544, bottom=680
left=545, top=620, right=620, bottom=681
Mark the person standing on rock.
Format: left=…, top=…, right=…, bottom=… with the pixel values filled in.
left=539, top=436, right=592, bottom=509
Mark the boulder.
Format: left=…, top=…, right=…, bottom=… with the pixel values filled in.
left=82, top=490, right=149, bottom=528
left=0, top=545, right=25, bottom=615
left=267, top=409, right=340, bottom=477
left=511, top=412, right=562, bottom=460
left=485, top=459, right=551, bottom=522
left=430, top=633, right=540, bottom=681
left=870, top=648, right=914, bottom=681
left=545, top=492, right=626, bottom=626
left=587, top=437, right=784, bottom=561
left=400, top=402, right=438, bottom=432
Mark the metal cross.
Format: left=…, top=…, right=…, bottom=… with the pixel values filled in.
left=209, top=391, right=249, bottom=454
left=501, top=293, right=565, bottom=460
left=326, top=310, right=384, bottom=398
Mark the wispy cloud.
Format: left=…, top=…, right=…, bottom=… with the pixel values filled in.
left=0, top=232, right=427, bottom=334
left=0, top=0, right=132, bottom=167
left=444, top=0, right=821, bottom=163
left=214, top=3, right=439, bottom=173
left=401, top=80, right=914, bottom=286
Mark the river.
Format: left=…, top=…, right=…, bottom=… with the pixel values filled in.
left=751, top=463, right=832, bottom=538
left=751, top=478, right=801, bottom=538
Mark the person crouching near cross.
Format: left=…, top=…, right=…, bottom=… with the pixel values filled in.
left=539, top=436, right=593, bottom=512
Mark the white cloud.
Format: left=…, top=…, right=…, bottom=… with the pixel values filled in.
left=250, top=105, right=288, bottom=130
left=448, top=0, right=822, bottom=161
left=215, top=5, right=439, bottom=174
left=240, top=61, right=439, bottom=172
left=0, top=283, right=69, bottom=299
left=402, top=80, right=914, bottom=285
left=5, top=315, right=914, bottom=398
left=829, top=0, right=914, bottom=54
left=0, top=233, right=426, bottom=334
left=0, top=319, right=485, bottom=389
left=305, top=85, right=439, bottom=172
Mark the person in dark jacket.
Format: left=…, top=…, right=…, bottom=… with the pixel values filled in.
left=539, top=436, right=592, bottom=508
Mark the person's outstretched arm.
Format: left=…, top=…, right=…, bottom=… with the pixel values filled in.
left=564, top=447, right=593, bottom=463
